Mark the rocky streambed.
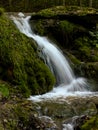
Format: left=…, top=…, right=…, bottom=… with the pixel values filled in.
left=29, top=94, right=98, bottom=130
left=0, top=93, right=98, bottom=130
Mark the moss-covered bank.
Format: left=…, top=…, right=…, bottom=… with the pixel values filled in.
left=0, top=9, right=56, bottom=128
left=0, top=9, right=55, bottom=97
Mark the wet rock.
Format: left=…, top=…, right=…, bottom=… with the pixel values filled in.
left=73, top=115, right=90, bottom=130
left=38, top=116, right=58, bottom=130
left=63, top=115, right=90, bottom=130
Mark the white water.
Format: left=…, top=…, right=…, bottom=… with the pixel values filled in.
left=11, top=13, right=92, bottom=102
left=63, top=123, right=73, bottom=130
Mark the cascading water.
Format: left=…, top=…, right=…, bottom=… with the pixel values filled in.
left=11, top=13, right=90, bottom=101
left=63, top=123, right=73, bottom=130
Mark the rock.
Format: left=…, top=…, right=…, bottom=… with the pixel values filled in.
left=63, top=115, right=90, bottom=130
left=18, top=12, right=25, bottom=17
left=38, top=116, right=58, bottom=130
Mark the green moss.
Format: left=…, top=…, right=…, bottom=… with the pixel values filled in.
left=79, top=46, right=91, bottom=57
left=59, top=20, right=75, bottom=33
left=81, top=62, right=98, bottom=82
left=0, top=123, right=4, bottom=130
left=38, top=8, right=55, bottom=17
left=81, top=115, right=98, bottom=130
left=66, top=52, right=81, bottom=65
left=73, top=37, right=98, bottom=62
left=0, top=99, right=38, bottom=130
left=35, top=6, right=97, bottom=18
left=0, top=82, right=9, bottom=97
left=0, top=8, right=4, bottom=16
left=32, top=20, right=45, bottom=35
left=0, top=14, right=55, bottom=97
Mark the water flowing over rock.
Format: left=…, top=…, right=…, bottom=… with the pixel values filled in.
left=62, top=115, right=89, bottom=130
left=11, top=13, right=89, bottom=98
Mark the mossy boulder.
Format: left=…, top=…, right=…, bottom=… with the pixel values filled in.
left=0, top=11, right=55, bottom=97
left=31, top=6, right=98, bottom=30
left=31, top=6, right=97, bottom=18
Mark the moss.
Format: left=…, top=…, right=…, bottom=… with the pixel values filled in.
left=59, top=20, right=75, bottom=33
left=0, top=81, right=9, bottom=98
left=66, top=52, right=81, bottom=65
left=79, top=46, right=91, bottom=59
left=0, top=84, right=9, bottom=98
left=0, top=99, right=40, bottom=130
left=25, top=59, right=55, bottom=95
left=0, top=123, right=4, bottom=130
left=0, top=14, right=55, bottom=97
left=73, top=37, right=98, bottom=62
left=34, top=6, right=97, bottom=18
left=38, top=8, right=56, bottom=17
left=0, top=98, right=59, bottom=129
left=31, top=20, right=45, bottom=35
left=0, top=8, right=4, bottom=16
left=81, top=62, right=98, bottom=82
left=81, top=115, right=98, bottom=130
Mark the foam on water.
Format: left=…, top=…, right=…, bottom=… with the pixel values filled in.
left=63, top=123, right=73, bottom=130
left=28, top=86, right=93, bottom=102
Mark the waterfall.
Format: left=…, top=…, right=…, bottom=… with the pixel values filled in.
left=11, top=13, right=74, bottom=86
left=11, top=13, right=90, bottom=101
